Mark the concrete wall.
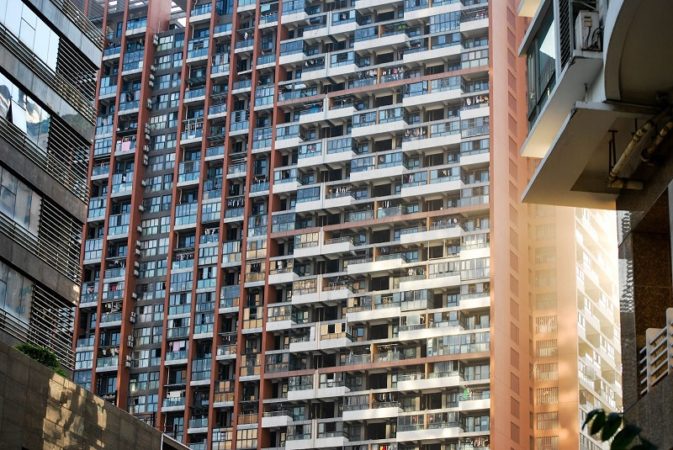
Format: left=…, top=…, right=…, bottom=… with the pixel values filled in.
left=0, top=341, right=187, bottom=450
left=624, top=375, right=673, bottom=450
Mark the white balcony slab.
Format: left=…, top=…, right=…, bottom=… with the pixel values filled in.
left=460, top=105, right=490, bottom=120
left=403, top=88, right=462, bottom=108
left=401, top=179, right=461, bottom=197
left=399, top=325, right=461, bottom=341
left=324, top=149, right=357, bottom=164
left=460, top=295, right=490, bottom=309
left=347, top=306, right=401, bottom=323
left=268, top=271, right=299, bottom=285
left=349, top=165, right=405, bottom=182
left=189, top=12, right=211, bottom=23
left=403, top=2, right=460, bottom=20
left=400, top=274, right=460, bottom=291
left=402, top=133, right=461, bottom=152
left=403, top=44, right=461, bottom=64
left=303, top=26, right=329, bottom=39
left=460, top=247, right=490, bottom=260
left=290, top=339, right=319, bottom=352
left=279, top=52, right=306, bottom=66
left=292, top=292, right=319, bottom=305
left=301, top=67, right=328, bottom=82
left=318, top=336, right=351, bottom=350
left=321, top=287, right=352, bottom=302
left=397, top=374, right=461, bottom=391
left=459, top=398, right=491, bottom=410
left=275, top=135, right=303, bottom=150
left=400, top=226, right=461, bottom=244
left=460, top=151, right=489, bottom=166
left=262, top=414, right=293, bottom=428
left=315, top=436, right=348, bottom=448
left=397, top=426, right=462, bottom=442
left=286, top=438, right=316, bottom=450
left=330, top=22, right=357, bottom=35
left=352, top=120, right=407, bottom=138
left=288, top=388, right=316, bottom=401
left=343, top=406, right=401, bottom=421
left=461, top=18, right=488, bottom=33
left=356, top=0, right=402, bottom=9
left=316, top=385, right=350, bottom=398
left=273, top=180, right=300, bottom=194
left=266, top=319, right=295, bottom=331
left=323, top=195, right=355, bottom=210
left=321, top=240, right=355, bottom=255
left=293, top=244, right=321, bottom=258
left=297, top=154, right=323, bottom=168
left=296, top=198, right=323, bottom=213
left=347, top=257, right=406, bottom=274
left=354, top=33, right=407, bottom=51
left=281, top=11, right=309, bottom=24
left=327, top=64, right=358, bottom=78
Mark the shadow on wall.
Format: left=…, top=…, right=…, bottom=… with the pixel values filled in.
left=0, top=341, right=183, bottom=449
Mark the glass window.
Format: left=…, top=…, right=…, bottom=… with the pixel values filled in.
left=0, top=72, right=51, bottom=151
left=0, top=260, right=33, bottom=324
left=0, top=0, right=60, bottom=70
left=0, top=165, right=41, bottom=235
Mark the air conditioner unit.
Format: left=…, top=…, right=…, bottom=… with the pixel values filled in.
left=153, top=34, right=159, bottom=46
left=148, top=80, right=154, bottom=88
left=141, top=179, right=147, bottom=187
left=131, top=292, right=138, bottom=300
left=150, top=65, right=157, bottom=73
left=143, top=155, right=149, bottom=166
left=138, top=205, right=145, bottom=213
left=136, top=225, right=143, bottom=233
left=135, top=248, right=141, bottom=256
left=127, top=335, right=135, bottom=348
left=133, top=261, right=140, bottom=269
left=149, top=74, right=155, bottom=81
left=575, top=10, right=601, bottom=52
left=143, top=144, right=150, bottom=153
left=146, top=99, right=153, bottom=110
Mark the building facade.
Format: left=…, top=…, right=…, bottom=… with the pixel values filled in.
left=73, top=0, right=620, bottom=449
left=516, top=0, right=669, bottom=448
left=0, top=0, right=102, bottom=370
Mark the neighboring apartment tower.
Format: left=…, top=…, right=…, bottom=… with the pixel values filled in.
left=0, top=0, right=102, bottom=369
left=73, top=0, right=596, bottom=449
left=517, top=0, right=669, bottom=448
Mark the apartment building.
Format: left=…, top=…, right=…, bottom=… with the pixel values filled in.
left=74, top=0, right=619, bottom=449
left=0, top=0, right=101, bottom=369
left=517, top=0, right=670, bottom=448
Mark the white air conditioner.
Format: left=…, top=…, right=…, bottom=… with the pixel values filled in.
left=127, top=336, right=135, bottom=348
left=129, top=312, right=137, bottom=323
left=575, top=10, right=601, bottom=52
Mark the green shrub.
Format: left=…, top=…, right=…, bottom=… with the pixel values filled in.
left=15, top=342, right=66, bottom=376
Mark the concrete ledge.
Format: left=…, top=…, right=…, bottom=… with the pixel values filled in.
left=0, top=341, right=189, bottom=450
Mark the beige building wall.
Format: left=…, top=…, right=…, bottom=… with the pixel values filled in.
left=0, top=341, right=187, bottom=450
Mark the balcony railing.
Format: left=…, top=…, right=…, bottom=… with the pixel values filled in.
left=639, top=308, right=673, bottom=396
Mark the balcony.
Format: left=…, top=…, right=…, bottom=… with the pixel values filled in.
left=402, top=168, right=461, bottom=197
left=402, top=118, right=461, bottom=151
left=262, top=410, right=293, bottom=428
left=351, top=107, right=407, bottom=138
left=354, top=23, right=408, bottom=52
left=342, top=401, right=402, bottom=421
left=190, top=3, right=212, bottom=22
left=638, top=308, right=673, bottom=396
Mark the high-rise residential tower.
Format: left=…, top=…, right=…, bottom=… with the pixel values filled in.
left=74, top=0, right=620, bottom=449
left=0, top=0, right=102, bottom=370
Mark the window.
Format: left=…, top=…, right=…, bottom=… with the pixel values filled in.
left=526, top=10, right=557, bottom=123
left=0, top=72, right=51, bottom=150
left=0, top=260, right=32, bottom=324
left=0, top=165, right=41, bottom=235
left=0, top=0, right=60, bottom=69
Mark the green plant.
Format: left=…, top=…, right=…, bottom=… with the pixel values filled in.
left=582, top=409, right=657, bottom=450
left=15, top=342, right=67, bottom=376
